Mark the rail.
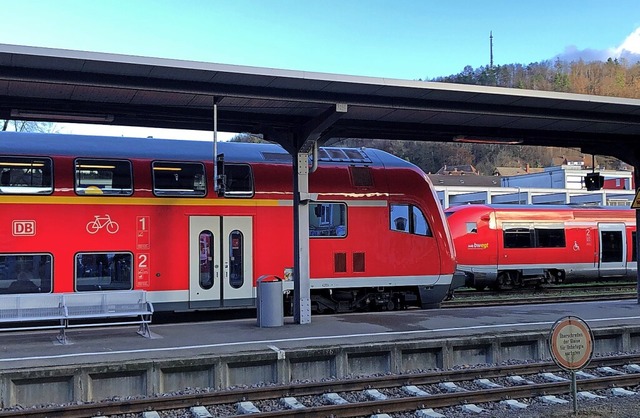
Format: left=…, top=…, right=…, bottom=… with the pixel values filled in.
left=3, top=354, right=639, bottom=417
left=0, top=290, right=153, bottom=344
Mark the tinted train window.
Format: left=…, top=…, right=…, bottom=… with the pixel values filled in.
left=199, top=231, right=214, bottom=290
left=153, top=161, right=206, bottom=196
left=503, top=223, right=566, bottom=248
left=75, top=252, right=133, bottom=291
left=601, top=231, right=623, bottom=263
left=224, top=164, right=253, bottom=197
left=503, top=226, right=532, bottom=248
left=0, top=254, right=52, bottom=294
left=0, top=157, right=52, bottom=194
left=310, top=203, right=347, bottom=237
left=412, top=206, right=431, bottom=236
left=390, top=204, right=432, bottom=236
left=390, top=205, right=410, bottom=232
left=75, top=159, right=132, bottom=195
left=229, top=230, right=244, bottom=288
left=534, top=225, right=566, bottom=248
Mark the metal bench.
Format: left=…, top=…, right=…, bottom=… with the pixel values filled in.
left=60, top=290, right=154, bottom=344
left=0, top=293, right=66, bottom=332
left=0, top=291, right=153, bottom=344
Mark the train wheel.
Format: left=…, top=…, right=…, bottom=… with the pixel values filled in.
left=493, top=272, right=513, bottom=290
left=387, top=294, right=403, bottom=310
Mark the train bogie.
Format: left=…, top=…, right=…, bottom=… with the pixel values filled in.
left=0, top=132, right=456, bottom=314
left=446, top=204, right=637, bottom=290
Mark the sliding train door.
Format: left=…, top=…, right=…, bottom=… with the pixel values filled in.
left=598, top=223, right=627, bottom=277
left=189, top=216, right=254, bottom=308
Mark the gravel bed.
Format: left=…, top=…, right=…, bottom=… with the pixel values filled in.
left=441, top=395, right=640, bottom=418
left=3, top=352, right=640, bottom=417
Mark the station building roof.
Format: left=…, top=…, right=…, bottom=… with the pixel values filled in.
left=1, top=44, right=640, bottom=163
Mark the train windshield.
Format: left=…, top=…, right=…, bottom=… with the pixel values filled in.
left=390, top=204, right=432, bottom=236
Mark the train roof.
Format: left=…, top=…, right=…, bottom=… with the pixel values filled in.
left=0, top=131, right=416, bottom=169
left=445, top=204, right=633, bottom=213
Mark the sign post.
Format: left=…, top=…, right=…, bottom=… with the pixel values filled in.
left=549, top=316, right=594, bottom=415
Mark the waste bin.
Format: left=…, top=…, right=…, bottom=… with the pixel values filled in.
left=256, top=275, right=284, bottom=327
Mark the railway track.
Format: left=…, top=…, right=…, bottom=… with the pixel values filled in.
left=3, top=354, right=640, bottom=417
left=443, top=282, right=638, bottom=307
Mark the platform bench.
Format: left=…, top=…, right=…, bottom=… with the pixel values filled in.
left=0, top=293, right=66, bottom=332
left=0, top=290, right=153, bottom=344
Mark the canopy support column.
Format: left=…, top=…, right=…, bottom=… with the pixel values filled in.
left=287, top=104, right=347, bottom=324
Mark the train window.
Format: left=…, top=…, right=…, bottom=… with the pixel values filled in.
left=504, top=223, right=565, bottom=248
left=412, top=206, right=432, bottom=236
left=223, top=164, right=254, bottom=197
left=228, top=230, right=244, bottom=289
left=503, top=225, right=533, bottom=248
left=199, top=231, right=214, bottom=290
left=309, top=203, right=347, bottom=237
left=327, top=148, right=348, bottom=161
left=601, top=231, right=623, bottom=263
left=0, top=254, right=52, bottom=294
left=633, top=232, right=637, bottom=262
left=152, top=161, right=206, bottom=197
left=390, top=204, right=432, bottom=236
left=0, top=157, right=52, bottom=194
left=466, top=222, right=478, bottom=233
left=75, top=159, right=132, bottom=196
left=534, top=224, right=566, bottom=248
left=75, top=252, right=133, bottom=291
left=390, top=205, right=410, bottom=232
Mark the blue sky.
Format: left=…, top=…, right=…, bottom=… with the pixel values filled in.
left=3, top=0, right=640, bottom=80
left=3, top=0, right=640, bottom=138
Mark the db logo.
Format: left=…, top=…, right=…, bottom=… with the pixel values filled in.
left=13, top=220, right=36, bottom=236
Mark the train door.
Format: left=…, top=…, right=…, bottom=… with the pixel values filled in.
left=598, top=223, right=626, bottom=276
left=189, top=216, right=254, bottom=308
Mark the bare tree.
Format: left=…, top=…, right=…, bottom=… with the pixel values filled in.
left=1, top=120, right=56, bottom=132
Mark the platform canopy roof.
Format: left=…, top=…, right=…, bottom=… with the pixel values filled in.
left=1, top=44, right=640, bottom=161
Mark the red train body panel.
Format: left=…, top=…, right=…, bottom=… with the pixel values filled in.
left=0, top=132, right=456, bottom=313
left=445, top=204, right=637, bottom=290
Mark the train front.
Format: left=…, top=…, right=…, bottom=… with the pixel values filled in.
left=369, top=149, right=459, bottom=307
left=444, top=204, right=498, bottom=290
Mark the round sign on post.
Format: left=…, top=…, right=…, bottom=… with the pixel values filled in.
left=549, top=316, right=594, bottom=371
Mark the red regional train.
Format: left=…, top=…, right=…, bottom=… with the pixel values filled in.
left=0, top=132, right=457, bottom=313
left=445, top=204, right=637, bottom=290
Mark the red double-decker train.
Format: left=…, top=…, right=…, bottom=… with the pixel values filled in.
left=445, top=204, right=637, bottom=290
left=0, top=132, right=457, bottom=313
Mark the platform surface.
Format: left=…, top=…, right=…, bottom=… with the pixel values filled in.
left=1, top=299, right=639, bottom=370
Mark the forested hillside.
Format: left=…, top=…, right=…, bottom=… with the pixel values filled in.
left=334, top=58, right=637, bottom=174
